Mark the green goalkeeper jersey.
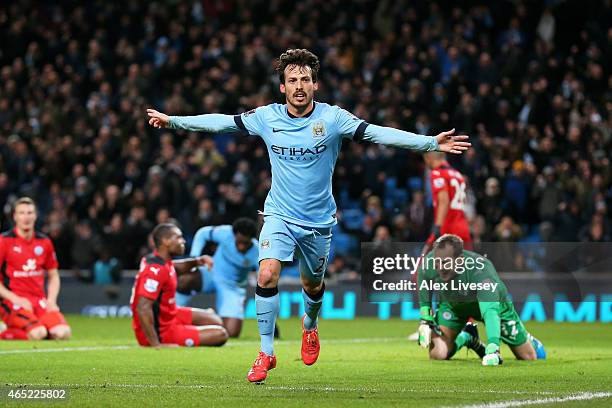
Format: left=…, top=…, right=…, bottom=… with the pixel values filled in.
left=418, top=250, right=515, bottom=346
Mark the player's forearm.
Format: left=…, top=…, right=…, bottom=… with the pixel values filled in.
left=481, top=306, right=501, bottom=346
left=417, top=270, right=432, bottom=309
left=362, top=124, right=438, bottom=151
left=46, top=273, right=60, bottom=305
left=435, top=200, right=449, bottom=228
left=137, top=305, right=161, bottom=347
left=0, top=284, right=17, bottom=302
left=173, top=258, right=199, bottom=275
left=168, top=114, right=239, bottom=133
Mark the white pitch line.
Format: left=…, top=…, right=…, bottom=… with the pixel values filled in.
left=448, top=391, right=612, bottom=408
left=0, top=345, right=134, bottom=355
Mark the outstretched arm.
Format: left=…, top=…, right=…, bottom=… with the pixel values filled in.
left=362, top=125, right=470, bottom=154
left=173, top=255, right=214, bottom=276
left=147, top=109, right=240, bottom=133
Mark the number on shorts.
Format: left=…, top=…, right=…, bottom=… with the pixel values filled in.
left=315, top=257, right=327, bottom=274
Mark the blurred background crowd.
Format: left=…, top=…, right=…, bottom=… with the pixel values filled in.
left=0, top=0, right=610, bottom=281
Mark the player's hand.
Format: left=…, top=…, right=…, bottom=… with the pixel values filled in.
left=435, top=129, right=471, bottom=154
left=46, top=301, right=60, bottom=312
left=482, top=343, right=501, bottom=366
left=13, top=296, right=33, bottom=311
left=195, top=255, right=213, bottom=270
left=418, top=315, right=441, bottom=348
left=418, top=321, right=432, bottom=348
left=147, top=108, right=170, bottom=128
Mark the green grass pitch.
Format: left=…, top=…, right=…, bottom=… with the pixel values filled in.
left=0, top=316, right=611, bottom=407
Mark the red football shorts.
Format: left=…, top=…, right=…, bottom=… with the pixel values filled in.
left=1, top=298, right=68, bottom=334
left=135, top=307, right=200, bottom=347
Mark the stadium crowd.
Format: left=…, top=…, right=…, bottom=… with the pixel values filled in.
left=0, top=0, right=610, bottom=279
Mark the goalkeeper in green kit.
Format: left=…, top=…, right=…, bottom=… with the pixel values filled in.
left=417, top=234, right=546, bottom=365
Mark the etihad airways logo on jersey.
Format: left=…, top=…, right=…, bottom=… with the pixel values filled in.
left=271, top=144, right=327, bottom=161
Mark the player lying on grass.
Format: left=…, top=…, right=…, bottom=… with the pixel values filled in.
left=0, top=197, right=71, bottom=341
left=418, top=234, right=546, bottom=365
left=131, top=223, right=228, bottom=348
left=176, top=218, right=259, bottom=338
left=147, top=48, right=470, bottom=382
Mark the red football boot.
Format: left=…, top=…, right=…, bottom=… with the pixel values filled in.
left=301, top=315, right=320, bottom=365
left=247, top=351, right=276, bottom=383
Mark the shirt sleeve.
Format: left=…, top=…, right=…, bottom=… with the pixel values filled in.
left=135, top=265, right=167, bottom=301
left=430, top=170, right=449, bottom=196
left=168, top=113, right=240, bottom=133
left=44, top=239, right=59, bottom=270
left=417, top=256, right=434, bottom=309
left=233, top=107, right=266, bottom=137
left=190, top=227, right=214, bottom=257
left=362, top=124, right=439, bottom=151
left=479, top=302, right=501, bottom=346
left=334, top=107, right=369, bottom=140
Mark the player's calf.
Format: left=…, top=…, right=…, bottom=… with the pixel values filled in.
left=510, top=335, right=545, bottom=361
left=257, top=259, right=281, bottom=288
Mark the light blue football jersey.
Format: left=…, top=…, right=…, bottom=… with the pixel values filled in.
left=170, top=101, right=438, bottom=228
left=190, top=225, right=259, bottom=288
left=234, top=102, right=365, bottom=227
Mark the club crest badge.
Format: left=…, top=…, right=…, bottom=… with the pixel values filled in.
left=312, top=121, right=326, bottom=138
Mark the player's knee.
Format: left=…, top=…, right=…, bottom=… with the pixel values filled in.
left=257, top=267, right=279, bottom=288
left=302, top=279, right=323, bottom=295
left=28, top=326, right=48, bottom=340
left=429, top=339, right=451, bottom=360
left=211, top=327, right=229, bottom=346
left=226, top=325, right=241, bottom=338
left=517, top=347, right=537, bottom=360
left=429, top=347, right=448, bottom=360
left=208, top=313, right=223, bottom=327
left=49, top=325, right=72, bottom=340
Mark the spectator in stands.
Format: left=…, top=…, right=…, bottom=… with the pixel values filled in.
left=0, top=1, right=609, bottom=276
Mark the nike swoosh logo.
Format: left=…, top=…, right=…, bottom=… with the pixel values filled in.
left=257, top=311, right=272, bottom=316
left=272, top=128, right=285, bottom=133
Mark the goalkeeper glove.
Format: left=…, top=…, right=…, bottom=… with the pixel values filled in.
left=482, top=343, right=502, bottom=366
left=418, top=307, right=441, bottom=348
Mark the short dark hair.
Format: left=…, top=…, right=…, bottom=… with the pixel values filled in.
left=276, top=49, right=320, bottom=84
left=232, top=217, right=257, bottom=239
left=433, top=234, right=464, bottom=257
left=13, top=197, right=36, bottom=214
left=152, top=223, right=178, bottom=248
